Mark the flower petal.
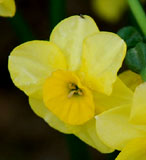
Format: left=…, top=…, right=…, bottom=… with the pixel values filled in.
left=68, top=118, right=114, bottom=153
left=29, top=97, right=71, bottom=134
left=29, top=97, right=114, bottom=153
left=96, top=106, right=146, bottom=150
left=119, top=70, right=143, bottom=92
left=50, top=15, right=99, bottom=71
left=130, top=82, right=146, bottom=124
left=116, top=138, right=146, bottom=160
left=0, top=0, right=16, bottom=17
left=93, top=77, right=133, bottom=113
left=79, top=32, right=126, bottom=95
left=8, top=41, right=67, bottom=99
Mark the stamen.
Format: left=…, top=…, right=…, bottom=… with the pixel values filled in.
left=68, top=83, right=83, bottom=98
left=78, top=89, right=83, bottom=96
left=68, top=83, right=77, bottom=90
left=68, top=90, right=77, bottom=98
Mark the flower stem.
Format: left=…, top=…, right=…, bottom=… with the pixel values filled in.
left=128, top=0, right=146, bottom=35
left=9, top=10, right=36, bottom=42
left=49, top=0, right=66, bottom=30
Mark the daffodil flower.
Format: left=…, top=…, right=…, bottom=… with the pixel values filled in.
left=91, top=0, right=145, bottom=23
left=91, top=0, right=128, bottom=23
left=0, top=0, right=16, bottom=17
left=8, top=15, right=131, bottom=153
left=96, top=70, right=146, bottom=159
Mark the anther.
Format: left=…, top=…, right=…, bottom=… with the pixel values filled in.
left=77, top=89, right=83, bottom=96
left=68, top=83, right=83, bottom=98
left=68, top=83, right=77, bottom=90
left=68, top=90, right=75, bottom=98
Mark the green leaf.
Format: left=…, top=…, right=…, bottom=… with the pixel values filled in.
left=125, top=42, right=146, bottom=73
left=117, top=26, right=143, bottom=48
left=140, top=67, right=146, bottom=82
left=143, top=36, right=146, bottom=43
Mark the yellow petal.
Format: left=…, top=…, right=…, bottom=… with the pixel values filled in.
left=29, top=97, right=71, bottom=134
left=43, top=70, right=95, bottom=125
left=79, top=32, right=126, bottom=95
left=119, top=70, right=143, bottom=91
left=116, top=138, right=146, bottom=160
left=0, top=0, right=16, bottom=17
left=93, top=77, right=133, bottom=114
left=50, top=15, right=99, bottom=71
left=91, top=0, right=128, bottom=23
left=130, top=82, right=146, bottom=124
left=8, top=41, right=67, bottom=99
left=68, top=118, right=114, bottom=153
left=30, top=96, right=114, bottom=153
left=96, top=106, right=146, bottom=150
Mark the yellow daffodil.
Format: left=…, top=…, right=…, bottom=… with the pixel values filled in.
left=0, top=0, right=16, bottom=17
left=91, top=0, right=145, bottom=23
left=8, top=15, right=131, bottom=152
left=91, top=0, right=128, bottom=23
left=96, top=70, right=146, bottom=159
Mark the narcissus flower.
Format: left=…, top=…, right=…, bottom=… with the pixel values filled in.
left=0, top=0, right=16, bottom=17
left=91, top=0, right=145, bottom=23
left=96, top=70, right=146, bottom=159
left=8, top=15, right=131, bottom=152
left=91, top=0, right=128, bottom=23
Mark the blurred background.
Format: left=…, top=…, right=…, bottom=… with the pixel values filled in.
left=0, top=0, right=142, bottom=159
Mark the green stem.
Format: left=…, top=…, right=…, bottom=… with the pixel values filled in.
left=9, top=11, right=36, bottom=42
left=49, top=0, right=66, bottom=30
left=128, top=0, right=146, bottom=35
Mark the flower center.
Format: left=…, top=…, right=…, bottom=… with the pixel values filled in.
left=68, top=83, right=83, bottom=98
left=43, top=70, right=95, bottom=125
